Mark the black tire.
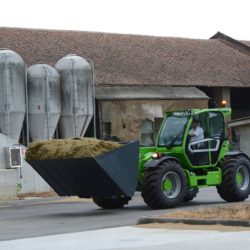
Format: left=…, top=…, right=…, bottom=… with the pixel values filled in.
left=141, top=160, right=187, bottom=209
left=92, top=196, right=131, bottom=209
left=183, top=187, right=199, bottom=202
left=217, top=155, right=250, bottom=202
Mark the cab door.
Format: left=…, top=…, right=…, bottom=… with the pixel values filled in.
left=185, top=112, right=210, bottom=166
left=208, top=111, right=225, bottom=165
left=185, top=111, right=225, bottom=167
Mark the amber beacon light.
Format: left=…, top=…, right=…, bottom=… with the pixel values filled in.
left=221, top=100, right=227, bottom=107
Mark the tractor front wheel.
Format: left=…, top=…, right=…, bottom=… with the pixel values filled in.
left=92, top=196, right=131, bottom=209
left=141, top=160, right=187, bottom=209
left=217, top=155, right=250, bottom=202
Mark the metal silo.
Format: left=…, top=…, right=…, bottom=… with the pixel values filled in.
left=27, top=64, right=61, bottom=141
left=55, top=54, right=94, bottom=138
left=0, top=49, right=26, bottom=141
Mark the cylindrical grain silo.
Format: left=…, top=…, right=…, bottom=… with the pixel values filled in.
left=0, top=49, right=26, bottom=141
left=55, top=54, right=94, bottom=138
left=27, top=64, right=61, bottom=141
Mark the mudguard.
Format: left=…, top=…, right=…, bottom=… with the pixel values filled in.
left=224, top=151, right=250, bottom=161
left=144, top=155, right=179, bottom=169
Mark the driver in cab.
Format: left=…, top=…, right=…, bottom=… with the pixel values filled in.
left=188, top=119, right=204, bottom=143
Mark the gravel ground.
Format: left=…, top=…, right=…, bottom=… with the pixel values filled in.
left=161, top=204, right=250, bottom=220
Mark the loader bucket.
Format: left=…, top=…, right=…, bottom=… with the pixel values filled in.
left=27, top=141, right=139, bottom=198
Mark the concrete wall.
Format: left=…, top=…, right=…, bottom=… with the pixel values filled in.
left=232, top=125, right=250, bottom=158
left=99, top=99, right=208, bottom=142
left=17, top=160, right=52, bottom=195
left=0, top=169, right=17, bottom=199
left=0, top=134, right=19, bottom=199
left=0, top=134, right=51, bottom=199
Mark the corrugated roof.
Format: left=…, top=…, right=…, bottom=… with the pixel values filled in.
left=96, top=86, right=208, bottom=100
left=0, top=27, right=250, bottom=87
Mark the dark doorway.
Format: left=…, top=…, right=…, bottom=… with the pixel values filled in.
left=231, top=88, right=250, bottom=119
left=198, top=87, right=220, bottom=108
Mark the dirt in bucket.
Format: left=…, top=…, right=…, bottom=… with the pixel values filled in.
left=25, top=138, right=121, bottom=160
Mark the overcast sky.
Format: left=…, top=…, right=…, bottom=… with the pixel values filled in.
left=1, top=0, right=249, bottom=40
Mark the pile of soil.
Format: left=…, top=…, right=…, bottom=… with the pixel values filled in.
left=162, top=204, right=250, bottom=220
left=25, top=138, right=121, bottom=160
left=17, top=192, right=57, bottom=199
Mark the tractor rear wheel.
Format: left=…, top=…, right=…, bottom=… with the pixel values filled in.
left=183, top=187, right=199, bottom=202
left=141, top=160, right=187, bottom=209
left=217, top=155, right=250, bottom=202
left=92, top=196, right=131, bottom=209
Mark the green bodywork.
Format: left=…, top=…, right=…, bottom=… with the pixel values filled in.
left=138, top=108, right=231, bottom=190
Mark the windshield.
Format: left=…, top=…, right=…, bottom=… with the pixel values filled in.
left=158, top=112, right=189, bottom=147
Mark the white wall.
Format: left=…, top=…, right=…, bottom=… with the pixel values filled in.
left=238, top=126, right=250, bottom=158
left=0, top=134, right=52, bottom=199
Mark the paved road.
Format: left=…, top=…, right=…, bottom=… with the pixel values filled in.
left=1, top=226, right=250, bottom=250
left=0, top=187, right=248, bottom=241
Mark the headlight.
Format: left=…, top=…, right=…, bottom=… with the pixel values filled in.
left=152, top=152, right=161, bottom=159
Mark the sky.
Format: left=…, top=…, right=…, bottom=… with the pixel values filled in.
left=1, top=0, right=250, bottom=40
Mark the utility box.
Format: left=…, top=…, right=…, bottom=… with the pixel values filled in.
left=4, top=145, right=22, bottom=169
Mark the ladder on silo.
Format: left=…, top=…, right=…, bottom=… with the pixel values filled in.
left=3, top=54, right=11, bottom=138
left=43, top=66, right=52, bottom=140
left=71, top=59, right=78, bottom=137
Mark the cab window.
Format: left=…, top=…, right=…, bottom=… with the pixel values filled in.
left=208, top=112, right=224, bottom=138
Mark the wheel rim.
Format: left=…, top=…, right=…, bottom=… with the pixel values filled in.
left=236, top=165, right=250, bottom=191
left=162, top=171, right=181, bottom=199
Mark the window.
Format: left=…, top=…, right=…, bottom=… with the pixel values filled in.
left=209, top=112, right=224, bottom=138
left=102, top=122, right=111, bottom=140
left=158, top=114, right=189, bottom=147
left=191, top=113, right=208, bottom=138
left=141, top=119, right=154, bottom=146
left=154, top=117, right=164, bottom=141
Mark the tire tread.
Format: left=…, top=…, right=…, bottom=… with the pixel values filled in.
left=217, top=155, right=250, bottom=202
left=141, top=160, right=187, bottom=209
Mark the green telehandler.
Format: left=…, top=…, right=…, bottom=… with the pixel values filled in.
left=138, top=107, right=250, bottom=209
left=27, top=108, right=250, bottom=209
